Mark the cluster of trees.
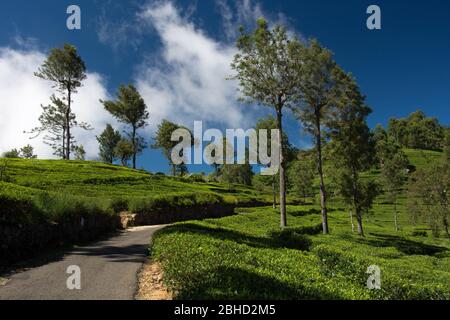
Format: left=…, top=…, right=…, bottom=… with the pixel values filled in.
left=1, top=144, right=37, bottom=159
left=408, top=160, right=449, bottom=237
left=3, top=31, right=447, bottom=237
left=386, top=110, right=446, bottom=151
left=231, top=19, right=378, bottom=234
left=97, top=85, right=149, bottom=169
left=21, top=44, right=150, bottom=169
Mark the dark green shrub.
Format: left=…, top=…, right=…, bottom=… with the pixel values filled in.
left=184, top=174, right=206, bottom=183
left=269, top=229, right=312, bottom=251
left=109, top=197, right=129, bottom=213
left=411, top=230, right=428, bottom=237
left=291, top=223, right=323, bottom=235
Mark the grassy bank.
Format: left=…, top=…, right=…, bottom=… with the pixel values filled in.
left=151, top=204, right=450, bottom=299
left=0, top=159, right=272, bottom=264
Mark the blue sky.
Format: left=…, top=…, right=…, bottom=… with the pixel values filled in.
left=0, top=0, right=449, bottom=173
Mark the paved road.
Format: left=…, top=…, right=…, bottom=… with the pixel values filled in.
left=0, top=225, right=164, bottom=300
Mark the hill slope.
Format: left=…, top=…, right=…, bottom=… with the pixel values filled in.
left=150, top=149, right=450, bottom=300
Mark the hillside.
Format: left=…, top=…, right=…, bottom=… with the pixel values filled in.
left=150, top=149, right=450, bottom=299
left=0, top=159, right=270, bottom=264
left=0, top=159, right=266, bottom=203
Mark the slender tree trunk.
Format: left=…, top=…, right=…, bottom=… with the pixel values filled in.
left=351, top=167, right=363, bottom=236
left=272, top=175, right=277, bottom=209
left=62, top=126, right=66, bottom=160
left=315, top=110, right=329, bottom=234
left=132, top=126, right=137, bottom=169
left=350, top=209, right=355, bottom=233
left=66, top=88, right=71, bottom=160
left=172, top=163, right=176, bottom=176
left=276, top=106, right=287, bottom=228
left=394, top=199, right=399, bottom=232
left=356, top=210, right=364, bottom=237
left=443, top=217, right=449, bottom=238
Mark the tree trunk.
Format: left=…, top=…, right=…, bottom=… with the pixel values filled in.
left=356, top=210, right=364, bottom=237
left=276, top=107, right=287, bottom=228
left=350, top=209, right=355, bottom=233
left=272, top=175, right=276, bottom=209
left=394, top=200, right=399, bottom=232
left=66, top=88, right=72, bottom=160
left=132, top=126, right=137, bottom=169
left=62, top=126, right=66, bottom=160
left=315, top=110, right=329, bottom=234
left=443, top=217, right=449, bottom=238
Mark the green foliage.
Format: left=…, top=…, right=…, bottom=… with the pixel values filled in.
left=444, top=127, right=450, bottom=162
left=219, top=164, right=254, bottom=186
left=34, top=44, right=88, bottom=160
left=19, top=145, right=37, bottom=159
left=152, top=119, right=192, bottom=176
left=151, top=205, right=450, bottom=300
left=97, top=124, right=121, bottom=164
left=327, top=70, right=377, bottom=236
left=407, top=163, right=449, bottom=237
left=255, top=115, right=298, bottom=164
left=0, top=158, right=271, bottom=212
left=34, top=44, right=86, bottom=93
left=114, top=139, right=134, bottom=167
left=2, top=148, right=20, bottom=158
left=74, top=145, right=86, bottom=161
left=231, top=18, right=304, bottom=227
left=379, top=143, right=410, bottom=230
left=287, top=152, right=316, bottom=202
left=101, top=84, right=149, bottom=169
left=268, top=228, right=312, bottom=250
left=387, top=110, right=445, bottom=151
left=291, top=39, right=345, bottom=234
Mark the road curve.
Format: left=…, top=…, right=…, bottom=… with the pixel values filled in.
left=0, top=225, right=164, bottom=300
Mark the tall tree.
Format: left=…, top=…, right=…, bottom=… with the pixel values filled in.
left=408, top=163, right=449, bottom=237
left=328, top=69, right=377, bottom=236
left=152, top=120, right=192, bottom=176
left=292, top=39, right=340, bottom=234
left=380, top=144, right=409, bottom=231
left=28, top=95, right=90, bottom=158
left=35, top=44, right=87, bottom=160
left=231, top=18, right=303, bottom=228
left=101, top=84, right=149, bottom=169
left=97, top=124, right=122, bottom=164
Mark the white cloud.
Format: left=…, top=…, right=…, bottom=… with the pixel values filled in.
left=135, top=1, right=258, bottom=133
left=215, top=0, right=293, bottom=41
left=0, top=47, right=114, bottom=160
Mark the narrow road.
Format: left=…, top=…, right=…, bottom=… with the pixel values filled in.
left=0, top=225, right=164, bottom=300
